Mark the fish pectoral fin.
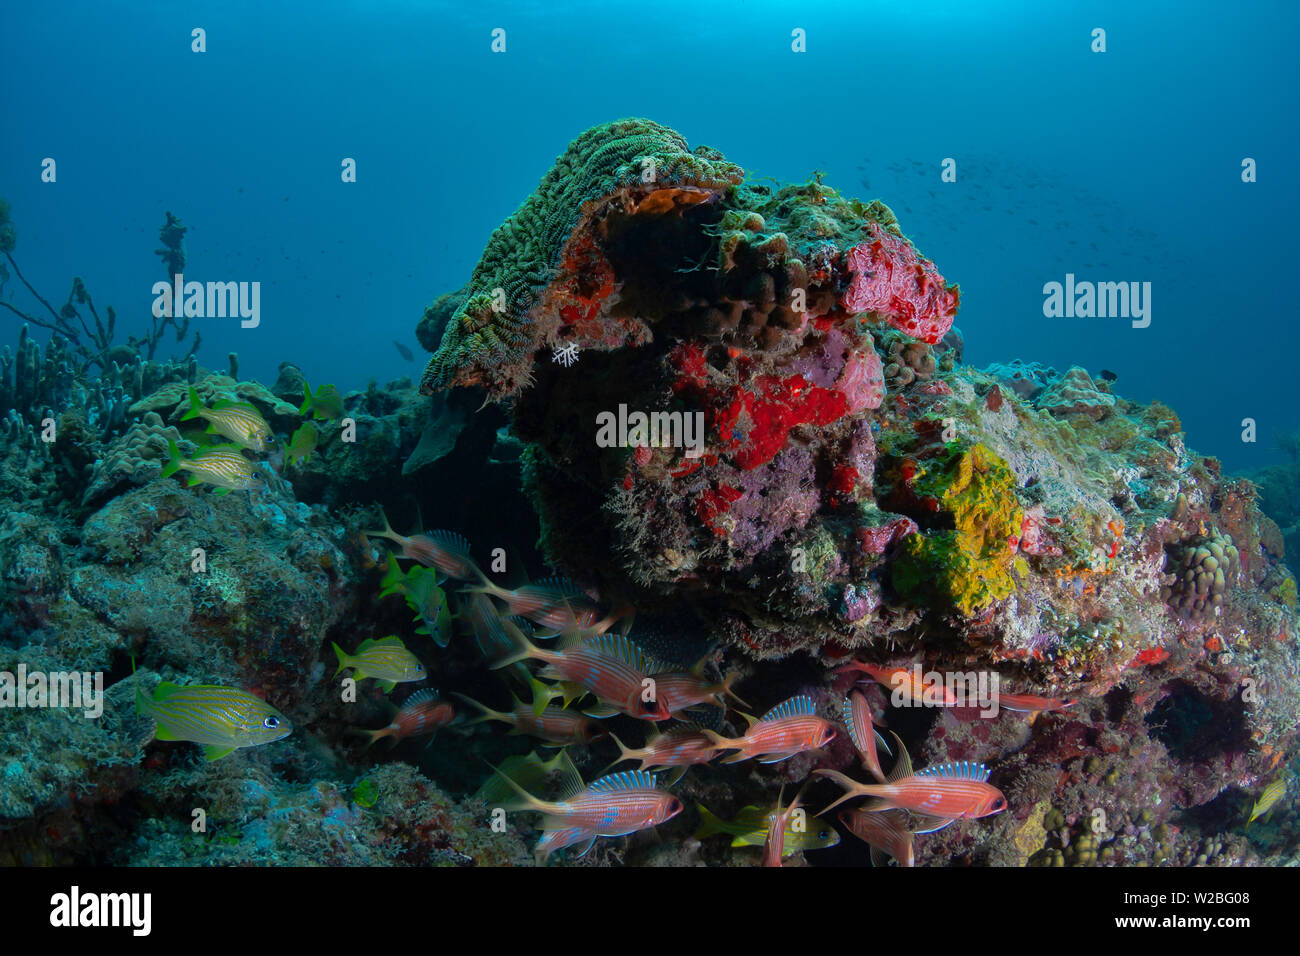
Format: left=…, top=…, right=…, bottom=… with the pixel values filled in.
left=582, top=703, right=620, bottom=719
left=203, top=745, right=236, bottom=761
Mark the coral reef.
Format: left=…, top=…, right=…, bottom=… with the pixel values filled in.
left=409, top=118, right=1300, bottom=866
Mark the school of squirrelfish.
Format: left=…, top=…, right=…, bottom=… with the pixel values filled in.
left=115, top=387, right=1296, bottom=865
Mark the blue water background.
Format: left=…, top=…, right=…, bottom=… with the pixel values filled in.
left=2, top=0, right=1296, bottom=472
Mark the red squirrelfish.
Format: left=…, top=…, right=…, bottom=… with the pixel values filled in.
left=652, top=666, right=746, bottom=715
left=490, top=621, right=671, bottom=721
left=367, top=509, right=482, bottom=582
left=704, top=695, right=837, bottom=764
left=997, top=691, right=1077, bottom=714
left=607, top=725, right=720, bottom=784
left=837, top=661, right=959, bottom=706
left=840, top=807, right=916, bottom=867
left=763, top=783, right=810, bottom=867
left=843, top=689, right=891, bottom=783
left=817, top=731, right=1007, bottom=820
left=354, top=689, right=455, bottom=747
left=453, top=676, right=608, bottom=747
left=471, top=576, right=604, bottom=634
left=479, top=750, right=683, bottom=864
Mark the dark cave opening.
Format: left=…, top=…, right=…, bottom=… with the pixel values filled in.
left=1145, top=679, right=1249, bottom=764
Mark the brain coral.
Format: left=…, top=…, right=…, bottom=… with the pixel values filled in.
left=418, top=118, right=746, bottom=398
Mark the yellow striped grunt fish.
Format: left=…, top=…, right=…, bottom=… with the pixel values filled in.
left=283, top=421, right=319, bottom=468
left=300, top=380, right=345, bottom=420
left=135, top=674, right=291, bottom=761
left=181, top=386, right=275, bottom=452
left=332, top=635, right=426, bottom=693
left=1247, top=779, right=1286, bottom=825
left=695, top=801, right=840, bottom=856
left=161, top=439, right=265, bottom=494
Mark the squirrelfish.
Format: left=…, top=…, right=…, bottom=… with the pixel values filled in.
left=299, top=380, right=345, bottom=420
left=355, top=689, right=454, bottom=747
left=161, top=439, right=265, bottom=494
left=1247, top=779, right=1287, bottom=826
left=135, top=675, right=291, bottom=761
left=703, top=695, right=837, bottom=764
left=607, top=725, right=719, bottom=784
left=368, top=509, right=482, bottom=582
left=996, top=691, right=1077, bottom=713
left=653, top=665, right=746, bottom=715
left=181, top=386, right=275, bottom=452
left=478, top=750, right=683, bottom=864
left=490, top=621, right=671, bottom=721
left=840, top=807, right=915, bottom=867
left=763, top=784, right=811, bottom=867
left=332, top=635, right=426, bottom=692
left=837, top=661, right=958, bottom=706
left=470, top=577, right=604, bottom=634
left=454, top=676, right=607, bottom=747
left=817, top=731, right=1007, bottom=821
left=843, top=689, right=891, bottom=782
left=694, top=799, right=840, bottom=857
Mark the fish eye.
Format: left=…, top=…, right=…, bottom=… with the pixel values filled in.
left=263, top=716, right=280, bottom=729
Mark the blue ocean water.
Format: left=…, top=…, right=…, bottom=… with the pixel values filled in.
left=2, top=0, right=1296, bottom=473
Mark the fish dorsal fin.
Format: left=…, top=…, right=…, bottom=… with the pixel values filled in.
left=587, top=769, right=658, bottom=793
left=885, top=731, right=912, bottom=782
left=359, top=635, right=405, bottom=652
left=761, top=695, right=816, bottom=723
left=427, top=529, right=473, bottom=556
left=582, top=634, right=661, bottom=672
left=153, top=681, right=183, bottom=700
left=401, top=688, right=440, bottom=708
left=534, top=577, right=592, bottom=601
left=915, top=761, right=991, bottom=783
left=549, top=750, right=586, bottom=801
left=211, top=399, right=260, bottom=414
left=842, top=694, right=867, bottom=752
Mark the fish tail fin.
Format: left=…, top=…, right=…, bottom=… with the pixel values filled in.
left=449, top=692, right=507, bottom=726
left=716, top=669, right=748, bottom=708
left=160, top=439, right=183, bottom=480
left=702, top=729, right=746, bottom=763
left=298, top=381, right=314, bottom=417
left=694, top=803, right=727, bottom=839
left=488, top=615, right=543, bottom=670
left=366, top=508, right=404, bottom=547
left=475, top=759, right=551, bottom=814
left=349, top=726, right=391, bottom=749
left=602, top=732, right=637, bottom=774
left=813, top=769, right=875, bottom=815
left=181, top=386, right=203, bottom=421
left=332, top=642, right=351, bottom=679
